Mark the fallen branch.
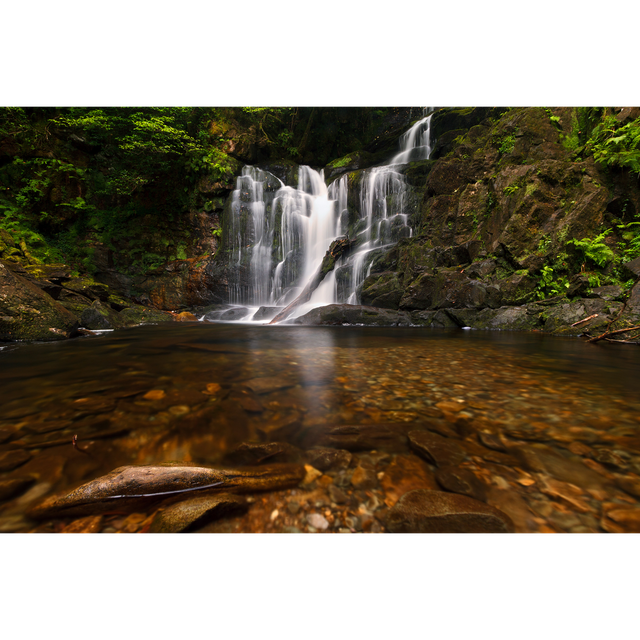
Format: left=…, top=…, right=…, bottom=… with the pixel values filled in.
left=571, top=314, right=598, bottom=327
left=587, top=325, right=640, bottom=344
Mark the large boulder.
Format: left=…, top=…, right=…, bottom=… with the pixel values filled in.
left=0, top=260, right=79, bottom=341
left=292, top=303, right=412, bottom=326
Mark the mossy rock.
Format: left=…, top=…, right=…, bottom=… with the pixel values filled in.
left=118, top=305, right=175, bottom=325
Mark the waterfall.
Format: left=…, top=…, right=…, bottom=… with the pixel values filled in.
left=221, top=110, right=433, bottom=322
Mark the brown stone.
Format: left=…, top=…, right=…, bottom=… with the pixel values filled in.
left=380, top=454, right=438, bottom=507
left=408, top=430, right=466, bottom=467
left=241, top=376, right=296, bottom=395
left=508, top=443, right=608, bottom=491
left=0, top=476, right=36, bottom=502
left=537, top=476, right=592, bottom=513
left=351, top=463, right=378, bottom=490
left=385, top=489, right=515, bottom=533
left=614, top=475, right=640, bottom=499
left=228, top=442, right=302, bottom=465
left=150, top=494, right=248, bottom=532
left=62, top=515, right=103, bottom=533
left=435, top=466, right=487, bottom=502
left=602, top=508, right=640, bottom=533
left=306, top=423, right=411, bottom=452
left=484, top=486, right=536, bottom=533
left=477, top=431, right=507, bottom=452
left=306, top=447, right=352, bottom=471
left=0, top=449, right=32, bottom=472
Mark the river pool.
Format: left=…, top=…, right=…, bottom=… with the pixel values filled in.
left=1, top=323, right=639, bottom=533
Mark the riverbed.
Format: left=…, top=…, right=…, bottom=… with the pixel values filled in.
left=1, top=323, right=639, bottom=533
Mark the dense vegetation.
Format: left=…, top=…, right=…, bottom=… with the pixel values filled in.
left=0, top=107, right=398, bottom=277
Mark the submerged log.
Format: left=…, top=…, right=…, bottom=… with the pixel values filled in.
left=28, top=461, right=305, bottom=519
left=269, top=236, right=354, bottom=324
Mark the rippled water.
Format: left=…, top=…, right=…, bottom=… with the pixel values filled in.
left=1, top=323, right=639, bottom=533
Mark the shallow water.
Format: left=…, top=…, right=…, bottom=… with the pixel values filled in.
left=1, top=323, right=639, bottom=533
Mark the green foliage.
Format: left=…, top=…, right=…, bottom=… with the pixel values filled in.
left=536, top=265, right=570, bottom=299
left=498, top=134, right=516, bottom=155
left=586, top=115, right=640, bottom=175
left=568, top=230, right=616, bottom=267
left=503, top=183, right=520, bottom=196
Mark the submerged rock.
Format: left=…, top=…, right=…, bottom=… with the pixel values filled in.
left=385, top=489, right=514, bottom=533
left=149, top=494, right=248, bottom=533
left=29, top=461, right=305, bottom=519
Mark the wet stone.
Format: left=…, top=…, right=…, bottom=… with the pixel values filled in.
left=241, top=377, right=296, bottom=395
left=0, top=449, right=32, bottom=472
left=435, top=466, right=487, bottom=502
left=351, top=463, right=378, bottom=490
left=306, top=423, right=411, bottom=452
left=228, top=442, right=302, bottom=465
left=328, top=485, right=349, bottom=504
left=477, top=431, right=507, bottom=452
left=385, top=489, right=514, bottom=533
left=0, top=427, right=18, bottom=444
left=602, top=507, right=640, bottom=533
left=150, top=494, right=248, bottom=533
left=256, top=412, right=302, bottom=440
left=306, top=513, right=329, bottom=530
left=614, top=475, right=640, bottom=499
left=380, top=454, right=438, bottom=507
left=0, top=476, right=36, bottom=502
left=408, top=430, right=466, bottom=467
left=62, top=515, right=103, bottom=533
left=509, top=443, right=608, bottom=491
left=306, top=447, right=352, bottom=472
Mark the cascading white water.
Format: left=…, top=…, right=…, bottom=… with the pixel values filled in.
left=223, top=109, right=433, bottom=321
left=226, top=165, right=338, bottom=313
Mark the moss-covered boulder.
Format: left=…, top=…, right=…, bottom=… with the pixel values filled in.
left=80, top=300, right=127, bottom=330
left=0, top=259, right=79, bottom=341
left=118, top=305, right=176, bottom=325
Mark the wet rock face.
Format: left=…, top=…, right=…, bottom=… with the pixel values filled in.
left=292, top=304, right=412, bottom=327
left=0, top=259, right=79, bottom=341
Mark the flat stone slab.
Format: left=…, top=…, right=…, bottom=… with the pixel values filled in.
left=385, top=489, right=515, bottom=533
left=408, top=430, right=466, bottom=467
left=150, top=494, right=248, bottom=533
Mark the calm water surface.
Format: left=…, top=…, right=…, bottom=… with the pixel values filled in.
left=1, top=324, right=639, bottom=532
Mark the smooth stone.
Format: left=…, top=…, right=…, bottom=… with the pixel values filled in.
left=328, top=485, right=349, bottom=504
left=509, top=443, right=607, bottom=491
left=385, top=489, right=515, bottom=533
left=150, top=494, right=248, bottom=533
left=0, top=449, right=32, bottom=472
left=602, top=507, right=640, bottom=533
left=477, top=431, right=507, bottom=452
left=306, top=423, right=415, bottom=452
left=228, top=442, right=302, bottom=465
left=241, top=377, right=296, bottom=394
left=306, top=447, right=352, bottom=471
left=435, top=466, right=487, bottom=502
left=0, top=476, right=36, bottom=502
left=306, top=513, right=329, bottom=530
left=408, top=430, right=466, bottom=467
left=350, top=463, right=378, bottom=490
left=614, top=475, right=640, bottom=499
left=61, top=515, right=104, bottom=533
left=380, top=454, right=438, bottom=507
